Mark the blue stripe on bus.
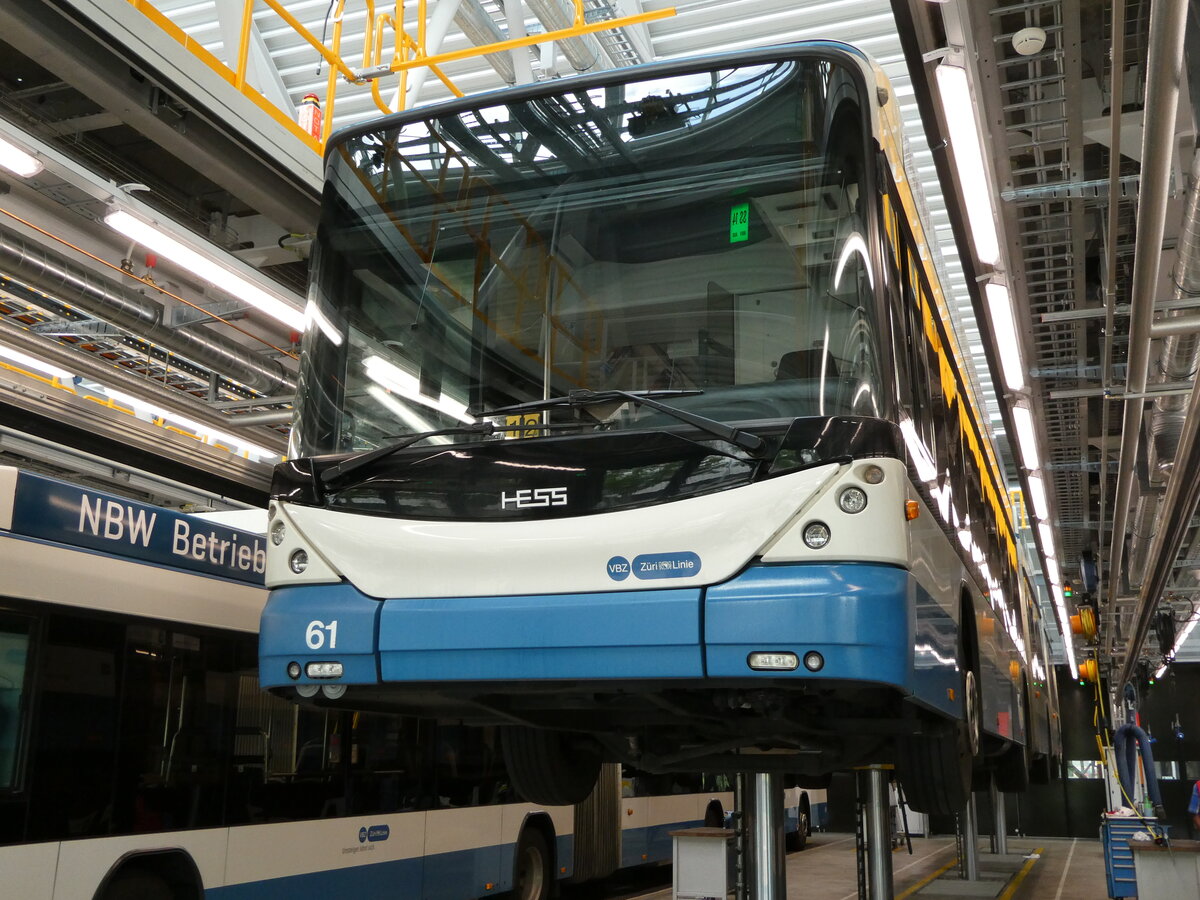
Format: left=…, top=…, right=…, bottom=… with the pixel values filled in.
left=207, top=841, right=531, bottom=900
left=377, top=587, right=703, bottom=681
left=704, top=563, right=959, bottom=716
left=208, top=856, right=424, bottom=899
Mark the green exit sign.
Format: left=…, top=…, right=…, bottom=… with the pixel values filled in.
left=729, top=202, right=749, bottom=243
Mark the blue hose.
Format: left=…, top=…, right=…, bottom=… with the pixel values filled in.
left=1114, top=723, right=1163, bottom=810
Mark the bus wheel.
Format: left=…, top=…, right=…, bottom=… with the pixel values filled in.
left=786, top=804, right=809, bottom=851
left=501, top=726, right=602, bottom=806
left=514, top=827, right=552, bottom=900
left=102, top=869, right=173, bottom=900
left=897, top=672, right=977, bottom=817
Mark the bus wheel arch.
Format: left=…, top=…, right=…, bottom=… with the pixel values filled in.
left=501, top=725, right=603, bottom=806
left=95, top=850, right=202, bottom=900
left=513, top=814, right=556, bottom=900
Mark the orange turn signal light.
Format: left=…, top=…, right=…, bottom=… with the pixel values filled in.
left=905, top=500, right=920, bottom=521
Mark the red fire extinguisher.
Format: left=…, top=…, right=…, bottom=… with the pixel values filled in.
left=298, top=93, right=323, bottom=141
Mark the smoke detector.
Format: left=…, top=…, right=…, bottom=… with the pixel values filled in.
left=1012, top=27, right=1047, bottom=56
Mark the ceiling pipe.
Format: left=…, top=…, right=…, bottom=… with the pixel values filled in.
left=1106, top=0, right=1189, bottom=602
left=1118, top=366, right=1200, bottom=689
left=0, top=221, right=295, bottom=396
left=1130, top=150, right=1200, bottom=587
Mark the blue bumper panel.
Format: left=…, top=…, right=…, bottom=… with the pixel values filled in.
left=259, top=584, right=381, bottom=688
left=378, top=587, right=702, bottom=681
left=704, top=564, right=912, bottom=686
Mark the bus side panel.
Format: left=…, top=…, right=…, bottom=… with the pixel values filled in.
left=619, top=796, right=649, bottom=868
left=221, top=814, right=427, bottom=895
left=424, top=806, right=504, bottom=900
left=498, top=805, right=574, bottom=886
left=51, top=828, right=229, bottom=899
left=0, top=841, right=58, bottom=898
left=644, top=794, right=711, bottom=862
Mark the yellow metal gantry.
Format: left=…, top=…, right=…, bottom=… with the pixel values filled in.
left=128, top=0, right=676, bottom=150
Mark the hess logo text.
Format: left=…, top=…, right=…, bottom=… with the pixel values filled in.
left=501, top=487, right=568, bottom=509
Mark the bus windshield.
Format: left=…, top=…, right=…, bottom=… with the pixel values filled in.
left=293, top=57, right=885, bottom=458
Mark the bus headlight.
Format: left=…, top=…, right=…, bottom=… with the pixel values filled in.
left=287, top=660, right=302, bottom=680
left=270, top=520, right=286, bottom=545
left=289, top=549, right=309, bottom=573
left=838, top=486, right=868, bottom=513
left=802, top=521, right=831, bottom=549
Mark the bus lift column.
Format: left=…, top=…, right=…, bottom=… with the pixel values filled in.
left=861, top=766, right=894, bottom=899
left=990, top=776, right=1009, bottom=856
left=739, top=772, right=785, bottom=900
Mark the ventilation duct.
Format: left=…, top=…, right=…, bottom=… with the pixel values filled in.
left=455, top=0, right=518, bottom=84
left=525, top=0, right=602, bottom=72
left=0, top=221, right=294, bottom=395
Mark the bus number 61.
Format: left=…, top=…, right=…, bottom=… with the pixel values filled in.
left=306, top=619, right=338, bottom=650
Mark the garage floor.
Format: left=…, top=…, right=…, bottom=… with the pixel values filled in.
left=635, top=833, right=1113, bottom=899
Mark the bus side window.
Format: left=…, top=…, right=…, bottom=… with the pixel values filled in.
left=0, top=613, right=33, bottom=795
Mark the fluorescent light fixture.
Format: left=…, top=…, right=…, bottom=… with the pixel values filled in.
left=104, top=209, right=306, bottom=331
left=0, top=343, right=74, bottom=380
left=1038, top=522, right=1055, bottom=557
left=362, top=354, right=474, bottom=424
left=1011, top=404, right=1040, bottom=470
left=1026, top=472, right=1049, bottom=520
left=1045, top=557, right=1060, bottom=586
left=935, top=64, right=1001, bottom=266
left=105, top=388, right=277, bottom=460
left=1027, top=472, right=1046, bottom=520
left=0, top=135, right=43, bottom=178
left=985, top=282, right=1026, bottom=391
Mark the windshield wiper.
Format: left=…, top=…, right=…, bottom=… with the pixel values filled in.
left=320, top=422, right=496, bottom=485
left=486, top=389, right=768, bottom=457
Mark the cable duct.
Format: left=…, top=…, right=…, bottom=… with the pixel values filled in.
left=1128, top=150, right=1200, bottom=588
left=0, top=221, right=295, bottom=395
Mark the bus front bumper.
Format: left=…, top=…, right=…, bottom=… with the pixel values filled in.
left=259, top=564, right=949, bottom=701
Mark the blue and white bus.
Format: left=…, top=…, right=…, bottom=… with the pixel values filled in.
left=1, top=466, right=786, bottom=899
left=260, top=42, right=1052, bottom=817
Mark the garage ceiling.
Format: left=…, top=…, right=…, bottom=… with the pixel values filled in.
left=0, top=0, right=1196, bottom=680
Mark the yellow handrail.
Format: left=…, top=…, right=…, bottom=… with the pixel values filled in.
left=127, top=0, right=677, bottom=153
